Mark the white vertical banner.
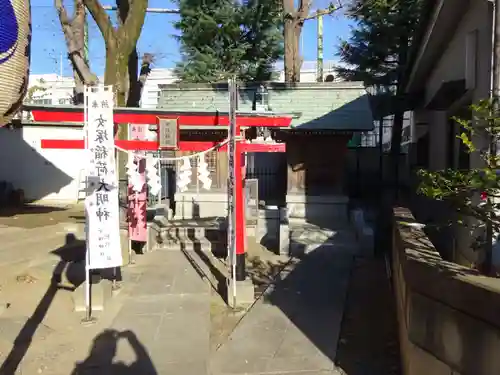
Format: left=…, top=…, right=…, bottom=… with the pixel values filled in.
left=84, top=86, right=122, bottom=270
left=227, top=78, right=237, bottom=297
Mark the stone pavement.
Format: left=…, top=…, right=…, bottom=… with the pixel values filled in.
left=0, top=248, right=212, bottom=375
left=210, top=246, right=354, bottom=375
left=0, top=205, right=357, bottom=375
left=72, top=250, right=212, bottom=375
left=0, top=222, right=84, bottom=273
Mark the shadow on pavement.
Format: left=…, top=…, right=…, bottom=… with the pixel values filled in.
left=261, top=247, right=401, bottom=375
left=335, top=256, right=401, bottom=375
left=70, top=329, right=157, bottom=375
left=0, top=233, right=85, bottom=374
left=0, top=205, right=85, bottom=229
left=0, top=204, right=68, bottom=217
left=262, top=245, right=352, bottom=363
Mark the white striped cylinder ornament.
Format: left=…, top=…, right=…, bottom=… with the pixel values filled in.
left=0, top=0, right=31, bottom=126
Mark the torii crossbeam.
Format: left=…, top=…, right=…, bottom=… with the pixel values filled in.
left=24, top=105, right=293, bottom=152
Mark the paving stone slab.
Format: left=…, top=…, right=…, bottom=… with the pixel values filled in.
left=129, top=267, right=209, bottom=297
left=250, top=371, right=344, bottom=375
left=96, top=247, right=212, bottom=375
left=149, top=358, right=208, bottom=375
left=0, top=316, right=55, bottom=343
left=211, top=248, right=353, bottom=375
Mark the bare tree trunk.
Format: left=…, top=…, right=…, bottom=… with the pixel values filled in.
left=55, top=0, right=97, bottom=103
left=104, top=44, right=129, bottom=224
left=284, top=18, right=303, bottom=82
left=104, top=45, right=129, bottom=106
left=85, top=0, right=147, bottom=101
left=282, top=0, right=341, bottom=83
left=293, top=22, right=303, bottom=81
left=283, top=0, right=296, bottom=82
left=85, top=0, right=148, bottom=227
left=127, top=53, right=153, bottom=107
left=71, top=1, right=86, bottom=104
left=127, top=49, right=140, bottom=107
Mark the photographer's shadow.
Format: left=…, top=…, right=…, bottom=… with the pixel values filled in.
left=71, top=329, right=157, bottom=375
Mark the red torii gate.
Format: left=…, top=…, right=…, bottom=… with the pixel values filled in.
left=24, top=104, right=293, bottom=280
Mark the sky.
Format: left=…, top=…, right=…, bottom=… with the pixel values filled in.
left=31, top=0, right=354, bottom=76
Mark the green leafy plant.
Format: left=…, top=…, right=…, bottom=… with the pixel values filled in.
left=417, top=99, right=500, bottom=254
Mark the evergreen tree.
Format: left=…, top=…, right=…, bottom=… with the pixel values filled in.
left=337, top=0, right=421, bottom=87
left=336, top=0, right=422, bottom=156
left=174, top=0, right=283, bottom=82
left=239, top=0, right=284, bottom=81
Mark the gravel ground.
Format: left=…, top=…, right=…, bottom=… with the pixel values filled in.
left=335, top=256, right=401, bottom=375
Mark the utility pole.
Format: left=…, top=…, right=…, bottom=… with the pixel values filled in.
left=485, top=0, right=500, bottom=275
left=317, top=15, right=324, bottom=82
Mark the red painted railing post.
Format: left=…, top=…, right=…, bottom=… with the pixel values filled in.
left=234, top=124, right=246, bottom=281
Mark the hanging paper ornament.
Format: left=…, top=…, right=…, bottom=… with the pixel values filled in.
left=197, top=154, right=212, bottom=190
left=177, top=157, right=192, bottom=192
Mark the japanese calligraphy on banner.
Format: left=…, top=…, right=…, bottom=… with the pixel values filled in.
left=128, top=124, right=147, bottom=242
left=84, top=86, right=123, bottom=270
left=227, top=80, right=237, bottom=269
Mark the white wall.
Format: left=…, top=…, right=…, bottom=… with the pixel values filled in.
left=140, top=68, right=177, bottom=109
left=414, top=0, right=493, bottom=266
left=0, top=126, right=86, bottom=202
left=419, top=0, right=492, bottom=171
left=426, top=0, right=492, bottom=105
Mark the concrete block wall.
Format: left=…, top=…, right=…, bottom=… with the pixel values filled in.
left=392, top=207, right=500, bottom=375
left=173, top=192, right=228, bottom=219
left=286, top=194, right=349, bottom=224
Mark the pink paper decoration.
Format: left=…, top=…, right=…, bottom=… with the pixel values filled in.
left=127, top=125, right=148, bottom=242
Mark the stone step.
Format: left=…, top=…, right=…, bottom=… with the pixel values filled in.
left=157, top=238, right=224, bottom=253
left=146, top=216, right=227, bottom=253
left=160, top=226, right=226, bottom=242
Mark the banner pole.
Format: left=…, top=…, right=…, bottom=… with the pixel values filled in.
left=82, top=86, right=95, bottom=325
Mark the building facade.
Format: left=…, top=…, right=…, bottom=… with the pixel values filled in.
left=405, top=0, right=493, bottom=266
left=406, top=0, right=492, bottom=172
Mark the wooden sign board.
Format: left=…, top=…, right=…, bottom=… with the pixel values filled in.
left=157, top=117, right=179, bottom=150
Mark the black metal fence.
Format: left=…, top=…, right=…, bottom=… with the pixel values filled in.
left=345, top=114, right=411, bottom=201
left=245, top=152, right=287, bottom=205
left=147, top=151, right=176, bottom=207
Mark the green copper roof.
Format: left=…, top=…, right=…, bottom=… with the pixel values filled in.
left=157, top=82, right=374, bottom=132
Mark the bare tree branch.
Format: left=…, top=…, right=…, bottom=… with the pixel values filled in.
left=117, top=0, right=148, bottom=54
left=54, top=0, right=98, bottom=84
left=83, top=0, right=117, bottom=45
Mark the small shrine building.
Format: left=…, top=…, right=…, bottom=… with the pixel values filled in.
left=157, top=81, right=374, bottom=224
